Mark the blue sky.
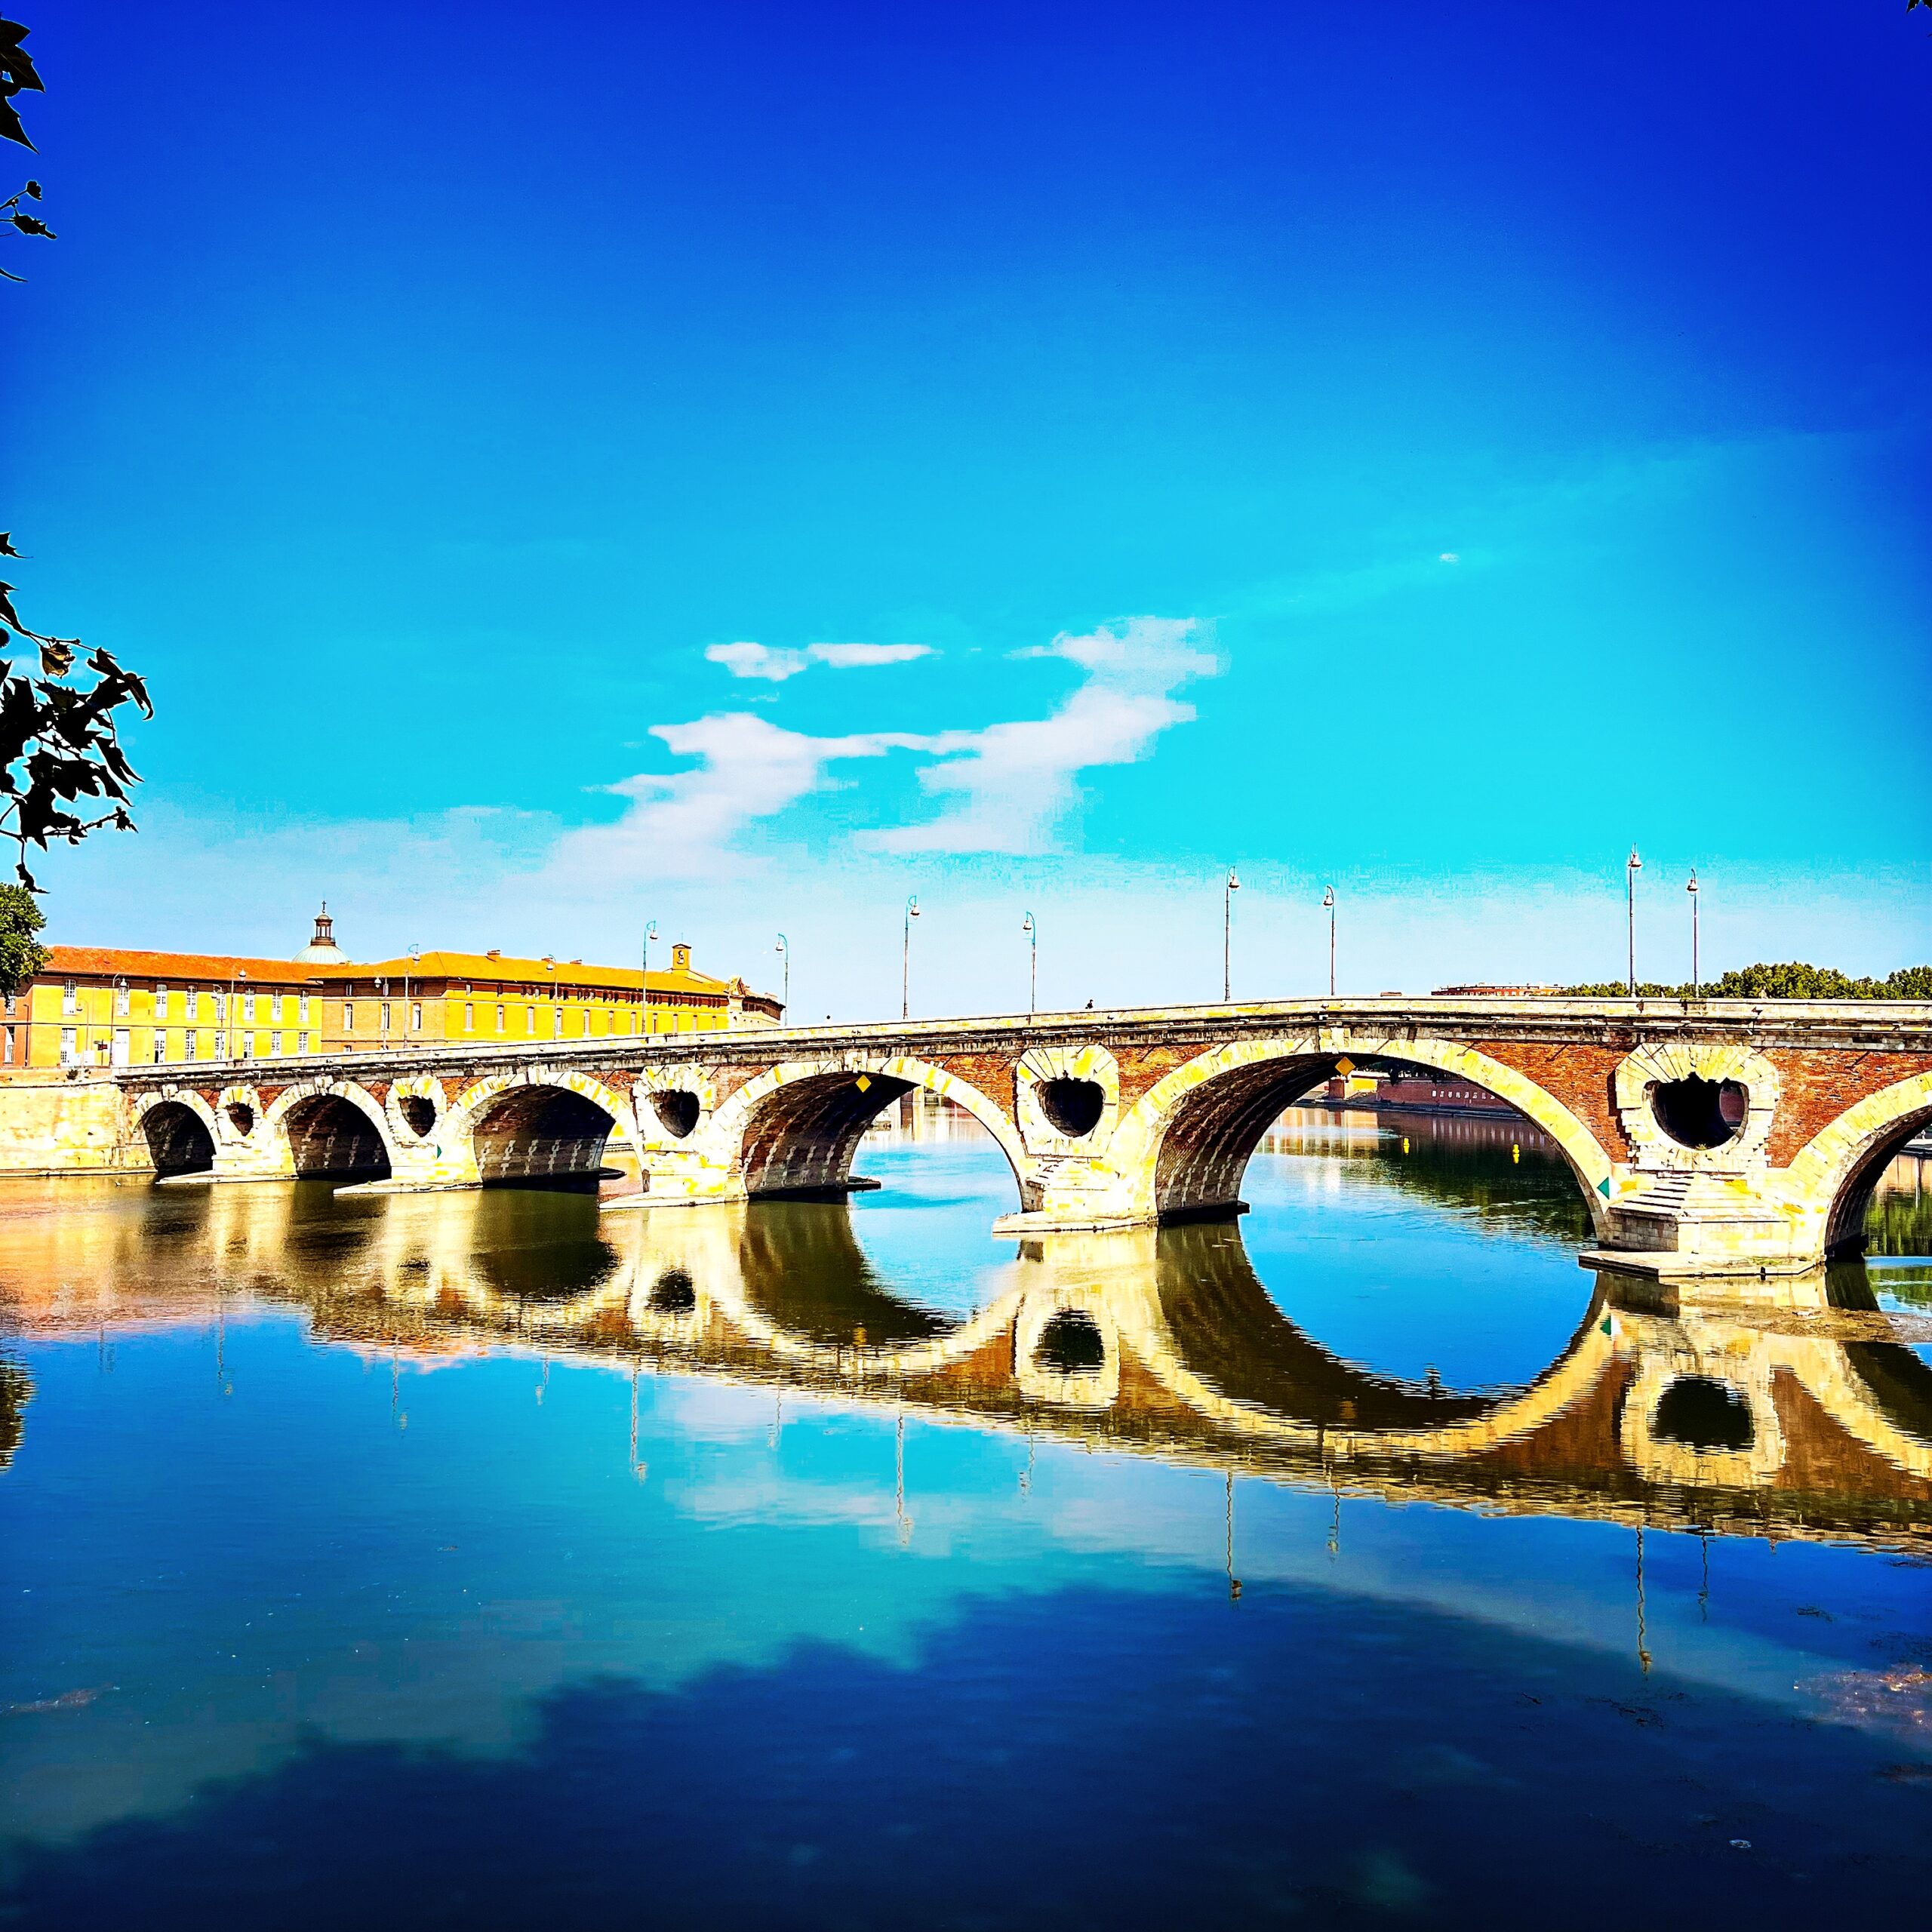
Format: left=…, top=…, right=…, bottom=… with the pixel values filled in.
left=7, top=2, right=1928, bottom=1014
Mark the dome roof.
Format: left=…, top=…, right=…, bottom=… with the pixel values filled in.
left=295, top=903, right=348, bottom=964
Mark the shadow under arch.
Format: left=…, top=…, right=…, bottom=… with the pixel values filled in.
left=140, top=1099, right=215, bottom=1177
left=1823, top=1104, right=1932, bottom=1259
left=1136, top=1043, right=1612, bottom=1232
left=730, top=1057, right=1029, bottom=1212
left=471, top=1084, right=619, bottom=1189
left=281, top=1091, right=392, bottom=1181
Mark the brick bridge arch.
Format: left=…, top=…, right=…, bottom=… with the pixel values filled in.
left=1107, top=1032, right=1615, bottom=1232
left=700, top=1053, right=1032, bottom=1210
left=441, top=1067, right=637, bottom=1186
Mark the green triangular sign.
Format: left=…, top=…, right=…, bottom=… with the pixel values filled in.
left=1597, top=1177, right=1611, bottom=1198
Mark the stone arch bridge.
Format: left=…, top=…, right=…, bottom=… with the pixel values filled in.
left=114, top=995, right=1932, bottom=1278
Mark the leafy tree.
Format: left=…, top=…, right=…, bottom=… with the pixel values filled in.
left=0, top=14, right=151, bottom=889
left=1561, top=963, right=1932, bottom=1001
left=0, top=880, right=45, bottom=995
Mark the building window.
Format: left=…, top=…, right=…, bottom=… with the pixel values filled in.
left=271, top=1031, right=284, bottom=1056
left=299, top=994, right=311, bottom=1025
left=239, top=1031, right=254, bottom=1059
left=300, top=1032, right=312, bottom=1054
left=464, top=1004, right=475, bottom=1033
left=60, top=1026, right=77, bottom=1063
left=2, top=992, right=14, bottom=1017
left=2, top=1027, right=11, bottom=1063
left=214, top=1031, right=226, bottom=1059
left=243, top=992, right=257, bottom=1023
left=154, top=984, right=169, bottom=1017
left=525, top=1006, right=534, bottom=1032
left=380, top=1001, right=391, bottom=1032
left=62, top=980, right=78, bottom=1017
left=495, top=1003, right=505, bottom=1032
left=269, top=993, right=281, bottom=1024
left=185, top=1029, right=198, bottom=1060
left=408, top=1001, right=420, bottom=1032
left=153, top=1033, right=168, bottom=1063
left=343, top=1003, right=354, bottom=1031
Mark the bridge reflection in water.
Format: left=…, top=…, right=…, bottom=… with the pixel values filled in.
left=5, top=1114, right=1928, bottom=1552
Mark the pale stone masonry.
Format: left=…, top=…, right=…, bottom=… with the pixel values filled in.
left=89, top=994, right=1932, bottom=1280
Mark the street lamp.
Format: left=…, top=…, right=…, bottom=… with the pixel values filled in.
left=1321, top=887, right=1337, bottom=997
left=902, top=895, right=920, bottom=1020
left=1021, top=911, right=1036, bottom=1014
left=774, top=933, right=789, bottom=1015
left=1687, top=869, right=1700, bottom=998
left=641, top=921, right=657, bottom=1035
left=1223, top=868, right=1240, bottom=1002
left=1626, top=848, right=1643, bottom=996
left=226, top=966, right=248, bottom=1062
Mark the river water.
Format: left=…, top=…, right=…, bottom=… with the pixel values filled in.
left=1, top=1108, right=1927, bottom=1926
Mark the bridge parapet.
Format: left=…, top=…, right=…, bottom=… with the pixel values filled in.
left=109, top=996, right=1932, bottom=1278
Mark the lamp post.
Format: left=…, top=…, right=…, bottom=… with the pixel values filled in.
left=1022, top=911, right=1036, bottom=1014
left=1223, top=868, right=1240, bottom=1002
left=227, top=967, right=248, bottom=1062
left=1626, top=848, right=1643, bottom=996
left=1687, top=869, right=1700, bottom=998
left=774, top=933, right=789, bottom=1015
left=641, top=921, right=657, bottom=1035
left=902, top=895, right=920, bottom=1020
left=101, top=974, right=127, bottom=1065
left=1321, top=887, right=1336, bottom=997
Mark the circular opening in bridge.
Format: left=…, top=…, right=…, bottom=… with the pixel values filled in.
left=1033, top=1309, right=1106, bottom=1377
left=224, top=1102, right=255, bottom=1137
left=1649, top=1075, right=1747, bottom=1150
left=1037, top=1076, right=1106, bottom=1139
left=651, top=1090, right=701, bottom=1140
left=648, top=1268, right=697, bottom=1314
left=398, top=1096, right=437, bottom=1138
left=1651, top=1375, right=1754, bottom=1453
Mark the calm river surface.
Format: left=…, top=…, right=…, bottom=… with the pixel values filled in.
left=2, top=1109, right=1928, bottom=1927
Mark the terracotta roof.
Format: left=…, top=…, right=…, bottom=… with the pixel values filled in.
left=42, top=946, right=324, bottom=986
left=307, top=949, right=767, bottom=1001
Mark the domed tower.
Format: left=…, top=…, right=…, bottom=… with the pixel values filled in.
left=294, top=903, right=349, bottom=964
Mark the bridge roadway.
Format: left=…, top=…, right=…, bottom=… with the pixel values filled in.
left=112, top=994, right=1932, bottom=1280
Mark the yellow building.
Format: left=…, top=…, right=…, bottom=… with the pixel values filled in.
left=6, top=946, right=328, bottom=1069
left=309, top=941, right=780, bottom=1051
left=2, top=911, right=782, bottom=1068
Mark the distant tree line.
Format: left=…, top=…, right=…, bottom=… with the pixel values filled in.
left=1562, top=963, right=1932, bottom=1001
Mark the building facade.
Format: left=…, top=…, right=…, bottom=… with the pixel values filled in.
left=6, top=949, right=328, bottom=1069
left=4, top=917, right=782, bottom=1069
left=309, top=942, right=780, bottom=1052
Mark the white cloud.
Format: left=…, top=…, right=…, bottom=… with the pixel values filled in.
left=705, top=641, right=811, bottom=681
left=867, top=617, right=1217, bottom=855
left=807, top=642, right=934, bottom=669
left=706, top=640, right=935, bottom=681
left=549, top=712, right=928, bottom=881
left=559, top=616, right=1214, bottom=881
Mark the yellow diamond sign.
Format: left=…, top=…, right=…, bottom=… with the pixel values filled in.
left=855, top=1074, right=871, bottom=1092
left=1335, top=1057, right=1355, bottom=1076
